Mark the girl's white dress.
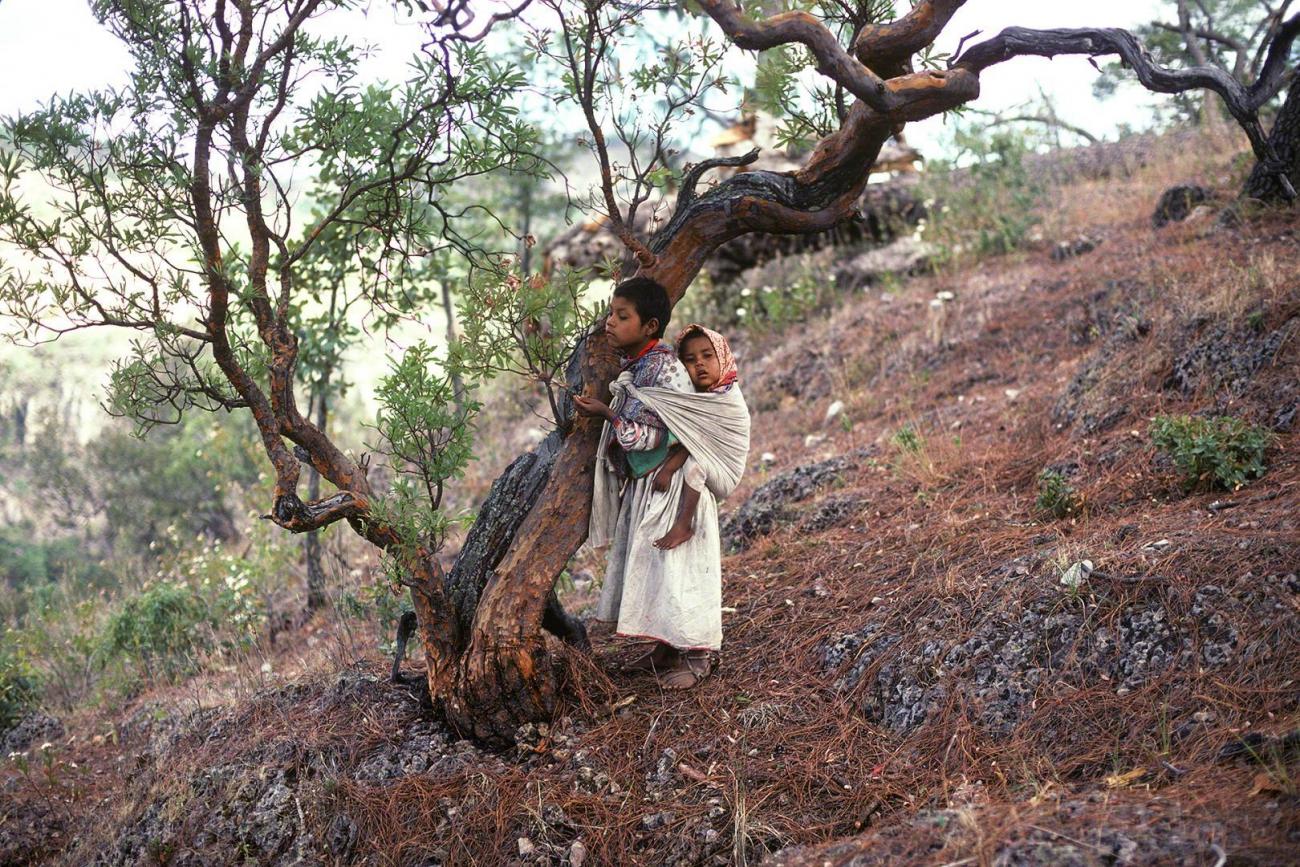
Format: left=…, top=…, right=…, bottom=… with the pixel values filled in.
left=591, top=376, right=751, bottom=650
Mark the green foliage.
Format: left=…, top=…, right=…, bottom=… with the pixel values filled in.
left=90, top=414, right=262, bottom=555
left=452, top=265, right=601, bottom=426
left=1150, top=414, right=1275, bottom=491
left=101, top=581, right=211, bottom=678
left=0, top=526, right=80, bottom=589
left=892, top=424, right=922, bottom=453
left=681, top=256, right=837, bottom=334
left=744, top=0, right=897, bottom=150
left=1035, top=469, right=1079, bottom=519
left=373, top=343, right=479, bottom=552
left=0, top=637, right=39, bottom=731
left=920, top=125, right=1043, bottom=266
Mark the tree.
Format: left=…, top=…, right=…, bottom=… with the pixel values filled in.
left=1095, top=0, right=1300, bottom=200
left=3, top=0, right=1299, bottom=747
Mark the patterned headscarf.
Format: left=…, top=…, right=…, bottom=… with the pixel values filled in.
left=675, top=323, right=738, bottom=390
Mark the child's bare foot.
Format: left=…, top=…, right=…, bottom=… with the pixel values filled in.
left=621, top=642, right=675, bottom=673
left=654, top=523, right=694, bottom=550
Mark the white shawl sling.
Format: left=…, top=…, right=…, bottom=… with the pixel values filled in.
left=589, top=375, right=751, bottom=650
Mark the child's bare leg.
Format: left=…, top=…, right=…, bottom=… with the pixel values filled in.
left=654, top=483, right=701, bottom=550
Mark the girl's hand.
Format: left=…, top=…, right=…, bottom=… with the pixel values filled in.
left=652, top=462, right=677, bottom=492
left=573, top=394, right=613, bottom=420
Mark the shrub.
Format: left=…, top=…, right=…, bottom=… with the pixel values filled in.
left=1150, top=414, right=1274, bottom=491
left=0, top=639, right=39, bottom=731
left=920, top=125, right=1043, bottom=266
left=892, top=424, right=922, bottom=453
left=101, top=582, right=212, bottom=679
left=1035, top=469, right=1079, bottom=519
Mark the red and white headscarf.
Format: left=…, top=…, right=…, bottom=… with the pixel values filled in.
left=675, top=323, right=738, bottom=391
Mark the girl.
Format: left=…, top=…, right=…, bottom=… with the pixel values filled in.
left=586, top=316, right=750, bottom=690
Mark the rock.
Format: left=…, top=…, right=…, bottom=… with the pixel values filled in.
left=824, top=400, right=845, bottom=425
left=803, top=433, right=827, bottom=448
left=569, top=840, right=588, bottom=866
left=722, top=453, right=862, bottom=551
left=1151, top=184, right=1211, bottom=228
left=760, top=451, right=776, bottom=464
left=1164, top=316, right=1296, bottom=400
left=704, top=176, right=925, bottom=287
left=801, top=494, right=863, bottom=532
left=641, top=811, right=676, bottom=831
left=1059, top=560, right=1093, bottom=590
left=835, top=236, right=934, bottom=288
left=1050, top=235, right=1100, bottom=261
left=326, top=814, right=357, bottom=859
left=820, top=563, right=1292, bottom=736
left=2, top=712, right=64, bottom=754
left=518, top=836, right=536, bottom=857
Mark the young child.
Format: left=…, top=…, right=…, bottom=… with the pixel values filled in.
left=573, top=276, right=690, bottom=473
left=583, top=296, right=750, bottom=690
left=651, top=324, right=739, bottom=551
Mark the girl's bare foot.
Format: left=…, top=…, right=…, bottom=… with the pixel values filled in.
left=621, top=641, right=676, bottom=673
left=654, top=523, right=694, bottom=549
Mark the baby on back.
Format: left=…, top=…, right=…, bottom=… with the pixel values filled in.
left=652, top=324, right=739, bottom=550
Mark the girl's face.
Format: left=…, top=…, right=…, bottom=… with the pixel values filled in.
left=680, top=334, right=722, bottom=391
left=605, top=295, right=657, bottom=353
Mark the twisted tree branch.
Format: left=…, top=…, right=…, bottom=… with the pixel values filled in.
left=955, top=22, right=1300, bottom=199
left=695, top=0, right=892, bottom=111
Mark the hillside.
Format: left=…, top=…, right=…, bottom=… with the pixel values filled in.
left=2, top=127, right=1297, bottom=866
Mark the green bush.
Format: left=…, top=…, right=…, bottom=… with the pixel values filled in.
left=892, top=424, right=922, bottom=453
left=0, top=639, right=39, bottom=731
left=1150, top=414, right=1274, bottom=491
left=921, top=125, right=1043, bottom=265
left=101, top=582, right=212, bottom=678
left=1035, top=469, right=1079, bottom=519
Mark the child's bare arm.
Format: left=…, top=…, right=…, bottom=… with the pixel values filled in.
left=652, top=444, right=689, bottom=492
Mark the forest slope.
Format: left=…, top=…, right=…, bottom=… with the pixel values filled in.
left=1, top=126, right=1297, bottom=866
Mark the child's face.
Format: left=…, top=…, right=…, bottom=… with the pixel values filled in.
left=680, top=334, right=722, bottom=391
left=605, top=295, right=657, bottom=353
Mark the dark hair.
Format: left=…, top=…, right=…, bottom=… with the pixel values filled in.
left=612, top=277, right=671, bottom=339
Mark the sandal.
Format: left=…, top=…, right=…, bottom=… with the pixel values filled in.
left=658, top=651, right=715, bottom=691
left=621, top=642, right=676, bottom=674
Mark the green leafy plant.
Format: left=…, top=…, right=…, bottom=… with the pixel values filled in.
left=0, top=639, right=39, bottom=731
left=892, top=424, right=922, bottom=453
left=1036, top=469, right=1080, bottom=519
left=100, top=582, right=212, bottom=680
left=1150, top=414, right=1274, bottom=491
left=921, top=124, right=1044, bottom=267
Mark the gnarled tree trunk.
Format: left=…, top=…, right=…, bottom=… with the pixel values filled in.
left=1244, top=80, right=1300, bottom=202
